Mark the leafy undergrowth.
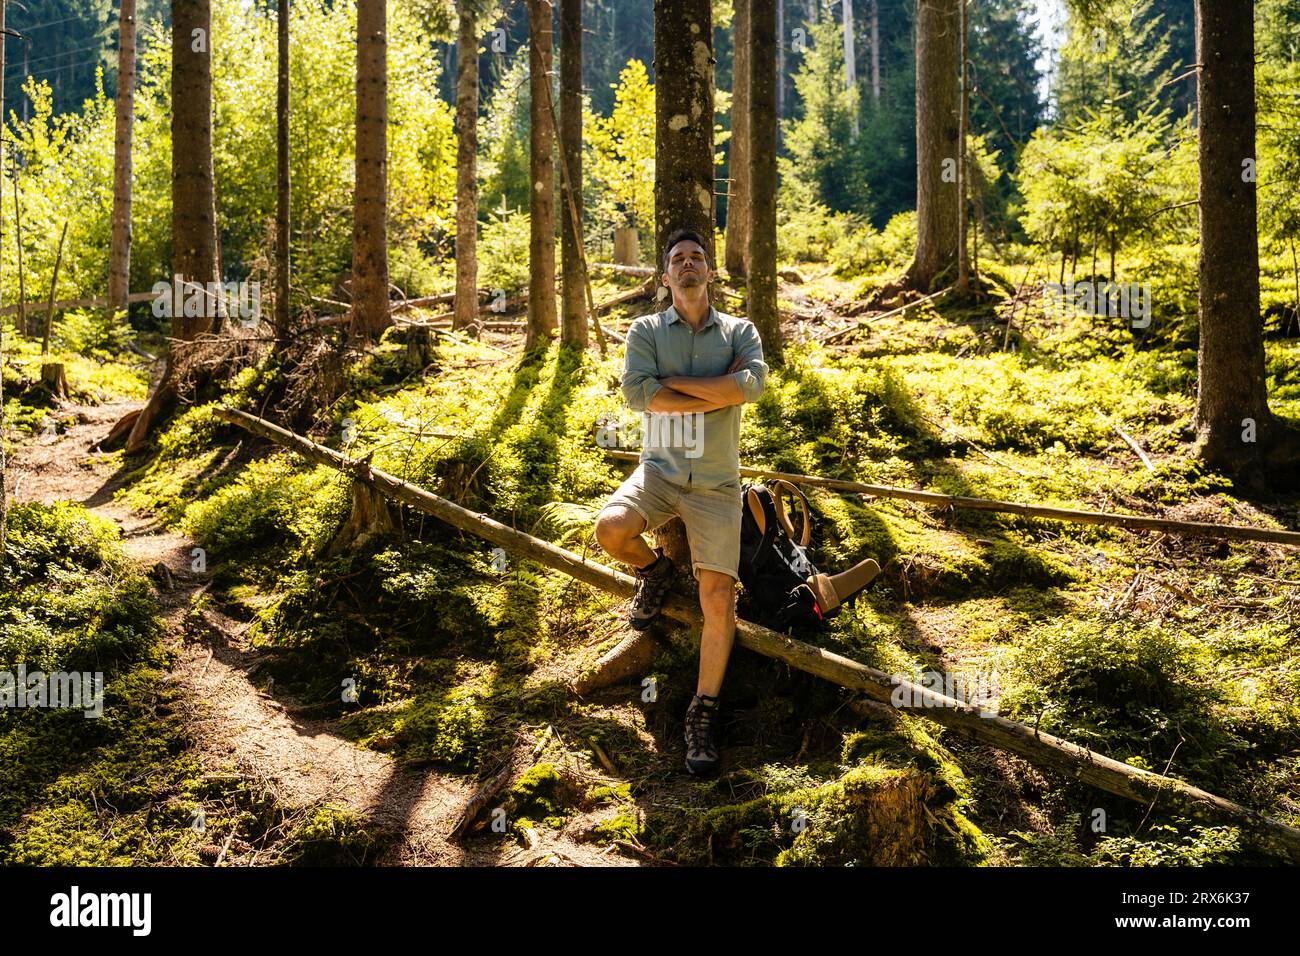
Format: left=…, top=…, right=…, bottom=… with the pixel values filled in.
left=0, top=502, right=377, bottom=866
left=93, top=270, right=1300, bottom=866
left=1, top=315, right=149, bottom=437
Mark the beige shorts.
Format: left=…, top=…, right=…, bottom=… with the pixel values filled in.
left=602, top=463, right=743, bottom=580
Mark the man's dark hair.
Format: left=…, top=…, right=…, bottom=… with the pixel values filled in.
left=662, top=229, right=711, bottom=270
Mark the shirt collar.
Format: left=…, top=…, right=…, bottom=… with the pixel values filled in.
left=666, top=303, right=718, bottom=330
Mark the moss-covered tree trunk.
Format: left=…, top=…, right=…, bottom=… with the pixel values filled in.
left=902, top=0, right=963, bottom=292
left=453, top=2, right=480, bottom=332
left=108, top=0, right=136, bottom=315
left=748, top=0, right=782, bottom=364
left=525, top=0, right=557, bottom=352
left=724, top=0, right=750, bottom=279
left=350, top=0, right=391, bottom=341
left=654, top=0, right=715, bottom=263
left=559, top=0, right=588, bottom=348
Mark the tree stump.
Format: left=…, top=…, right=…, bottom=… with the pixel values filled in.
left=614, top=226, right=640, bottom=266
left=40, top=363, right=67, bottom=400
left=653, top=515, right=692, bottom=578
left=327, top=479, right=396, bottom=555
left=570, top=632, right=664, bottom=695
left=405, top=324, right=435, bottom=366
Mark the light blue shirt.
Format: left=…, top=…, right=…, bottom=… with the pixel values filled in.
left=620, top=303, right=768, bottom=489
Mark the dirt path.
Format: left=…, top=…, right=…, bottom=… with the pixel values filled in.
left=11, top=401, right=627, bottom=867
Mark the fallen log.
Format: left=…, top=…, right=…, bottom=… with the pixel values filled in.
left=0, top=289, right=157, bottom=317
left=213, top=405, right=1300, bottom=862
left=590, top=262, right=655, bottom=277
left=818, top=286, right=952, bottom=343
left=601, top=449, right=1300, bottom=548
left=570, top=632, right=662, bottom=696
left=330, top=288, right=635, bottom=344
left=313, top=293, right=527, bottom=329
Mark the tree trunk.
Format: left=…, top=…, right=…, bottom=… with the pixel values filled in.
left=559, top=0, right=587, bottom=348
left=1, top=0, right=8, bottom=562
left=955, top=0, right=968, bottom=295
left=776, top=0, right=784, bottom=118
left=171, top=0, right=218, bottom=341
left=902, top=0, right=963, bottom=292
left=724, top=0, right=751, bottom=279
left=108, top=0, right=137, bottom=315
left=123, top=0, right=219, bottom=454
left=13, top=177, right=25, bottom=337
left=748, top=0, right=782, bottom=364
left=275, top=0, right=291, bottom=342
left=351, top=0, right=391, bottom=341
left=653, top=0, right=716, bottom=264
left=526, top=0, right=557, bottom=352
left=42, top=222, right=68, bottom=356
left=453, top=3, right=480, bottom=332
left=842, top=0, right=858, bottom=136
left=870, top=0, right=879, bottom=101
left=1192, top=0, right=1277, bottom=474
left=614, top=226, right=640, bottom=265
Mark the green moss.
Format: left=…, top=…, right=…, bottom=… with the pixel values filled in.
left=589, top=811, right=643, bottom=845
left=182, top=455, right=352, bottom=567
left=286, top=803, right=377, bottom=866
left=1000, top=618, right=1247, bottom=787
left=503, top=762, right=586, bottom=833
left=338, top=676, right=495, bottom=773
left=0, top=502, right=295, bottom=865
left=670, top=762, right=986, bottom=867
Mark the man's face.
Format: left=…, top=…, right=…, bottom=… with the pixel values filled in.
left=662, top=240, right=714, bottom=292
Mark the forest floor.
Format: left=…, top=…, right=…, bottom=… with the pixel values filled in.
left=9, top=399, right=628, bottom=866
left=5, top=265, right=1300, bottom=866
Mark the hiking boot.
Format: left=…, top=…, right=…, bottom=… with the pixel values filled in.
left=684, top=693, right=722, bottom=776
left=630, top=549, right=674, bottom=630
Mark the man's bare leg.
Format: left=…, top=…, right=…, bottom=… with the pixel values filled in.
left=696, top=569, right=736, bottom=697
left=594, top=505, right=657, bottom=569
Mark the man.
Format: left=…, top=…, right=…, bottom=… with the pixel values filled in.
left=594, top=229, right=769, bottom=776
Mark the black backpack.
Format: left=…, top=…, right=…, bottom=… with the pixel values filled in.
left=738, top=480, right=825, bottom=630
left=738, top=480, right=882, bottom=632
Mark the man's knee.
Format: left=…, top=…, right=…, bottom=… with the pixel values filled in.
left=595, top=505, right=645, bottom=553
left=698, top=571, right=736, bottom=617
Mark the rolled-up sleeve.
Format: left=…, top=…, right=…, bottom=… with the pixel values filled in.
left=621, top=319, right=663, bottom=412
left=732, top=322, right=768, bottom=403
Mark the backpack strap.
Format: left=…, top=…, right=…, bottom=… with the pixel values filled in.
left=743, top=484, right=781, bottom=577
left=768, top=479, right=811, bottom=548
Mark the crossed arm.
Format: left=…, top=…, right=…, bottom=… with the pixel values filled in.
left=622, top=320, right=769, bottom=414
left=647, top=356, right=748, bottom=413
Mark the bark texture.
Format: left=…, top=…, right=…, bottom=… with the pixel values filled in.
left=525, top=0, right=557, bottom=352
left=454, top=4, right=480, bottom=332
left=351, top=0, right=391, bottom=340
left=654, top=0, right=716, bottom=263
